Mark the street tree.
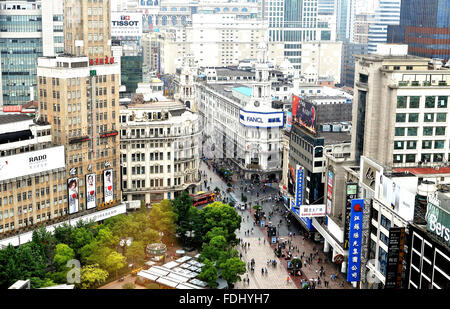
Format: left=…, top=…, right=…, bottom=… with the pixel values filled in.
left=53, top=223, right=73, bottom=245
left=79, top=264, right=109, bottom=289
left=126, top=240, right=146, bottom=266
left=219, top=257, right=246, bottom=285
left=70, top=227, right=94, bottom=257
left=202, top=202, right=241, bottom=244
left=197, top=258, right=218, bottom=289
left=53, top=244, right=75, bottom=271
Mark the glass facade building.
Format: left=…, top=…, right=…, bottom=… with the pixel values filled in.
left=387, top=0, right=450, bottom=59
left=121, top=56, right=143, bottom=95
left=0, top=1, right=63, bottom=109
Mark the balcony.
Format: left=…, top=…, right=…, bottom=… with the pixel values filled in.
left=246, top=164, right=262, bottom=170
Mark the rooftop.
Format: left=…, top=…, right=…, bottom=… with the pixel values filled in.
left=233, top=86, right=252, bottom=97
left=0, top=114, right=32, bottom=125
left=320, top=132, right=352, bottom=145
left=393, top=167, right=450, bottom=176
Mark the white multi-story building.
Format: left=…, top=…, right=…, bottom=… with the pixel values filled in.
left=119, top=100, right=201, bottom=204
left=196, top=43, right=284, bottom=181
left=300, top=41, right=343, bottom=85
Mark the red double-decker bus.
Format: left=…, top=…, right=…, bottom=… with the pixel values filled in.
left=191, top=191, right=215, bottom=207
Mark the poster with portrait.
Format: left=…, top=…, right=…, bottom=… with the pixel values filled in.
left=86, top=173, right=96, bottom=209
left=374, top=171, right=416, bottom=221
left=103, top=169, right=114, bottom=204
left=67, top=177, right=79, bottom=214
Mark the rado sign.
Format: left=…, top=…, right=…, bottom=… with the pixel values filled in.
left=360, top=156, right=383, bottom=192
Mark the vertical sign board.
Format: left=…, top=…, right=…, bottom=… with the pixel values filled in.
left=103, top=169, right=114, bottom=203
left=295, top=165, right=304, bottom=207
left=67, top=178, right=79, bottom=214
left=85, top=173, right=96, bottom=210
left=347, top=199, right=364, bottom=282
left=385, top=227, right=406, bottom=289
left=344, top=183, right=358, bottom=249
left=326, top=170, right=334, bottom=215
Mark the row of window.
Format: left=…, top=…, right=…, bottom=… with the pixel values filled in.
left=394, top=140, right=447, bottom=150
left=397, top=96, right=448, bottom=109
left=393, top=153, right=448, bottom=163
left=396, top=112, right=447, bottom=123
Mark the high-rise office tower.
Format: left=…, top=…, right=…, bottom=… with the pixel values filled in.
left=335, top=0, right=356, bottom=42
left=37, top=0, right=121, bottom=214
left=318, top=0, right=335, bottom=15
left=368, top=0, right=401, bottom=53
left=0, top=0, right=64, bottom=111
left=350, top=44, right=450, bottom=167
left=387, top=0, right=450, bottom=60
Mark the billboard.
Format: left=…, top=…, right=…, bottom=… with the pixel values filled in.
left=295, top=165, right=304, bottom=207
left=292, top=95, right=317, bottom=135
left=299, top=204, right=326, bottom=218
left=426, top=194, right=450, bottom=246
left=385, top=227, right=406, bottom=289
left=86, top=173, right=96, bottom=210
left=374, top=172, right=416, bottom=221
left=0, top=146, right=65, bottom=181
left=360, top=156, right=383, bottom=192
left=111, top=12, right=143, bottom=37
left=344, top=183, right=358, bottom=249
left=103, top=169, right=114, bottom=204
left=347, top=198, right=364, bottom=282
left=239, top=110, right=284, bottom=128
left=285, top=111, right=293, bottom=132
left=67, top=178, right=79, bottom=214
left=326, top=169, right=334, bottom=215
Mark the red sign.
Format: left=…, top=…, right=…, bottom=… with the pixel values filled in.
left=3, top=105, right=22, bottom=113
left=100, top=131, right=118, bottom=138
left=89, top=56, right=114, bottom=66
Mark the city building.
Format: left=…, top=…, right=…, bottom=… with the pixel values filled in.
left=387, top=0, right=450, bottom=60
left=407, top=192, right=450, bottom=289
left=353, top=12, right=375, bottom=44
left=0, top=0, right=64, bottom=111
left=350, top=44, right=450, bottom=167
left=119, top=100, right=201, bottom=204
left=335, top=0, right=356, bottom=42
left=0, top=114, right=67, bottom=244
left=341, top=42, right=368, bottom=88
left=196, top=43, right=284, bottom=181
left=368, top=0, right=401, bottom=53
left=37, top=0, right=122, bottom=218
left=300, top=41, right=343, bottom=85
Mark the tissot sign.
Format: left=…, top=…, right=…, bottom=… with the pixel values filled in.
left=239, top=110, right=284, bottom=128
left=111, top=12, right=143, bottom=37
left=0, top=146, right=65, bottom=181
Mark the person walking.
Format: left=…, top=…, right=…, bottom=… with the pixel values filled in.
left=286, top=276, right=290, bottom=284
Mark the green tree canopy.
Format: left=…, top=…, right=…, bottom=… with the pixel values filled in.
left=219, top=257, right=246, bottom=284
left=53, top=223, right=74, bottom=245
left=70, top=227, right=94, bottom=256
left=197, top=259, right=218, bottom=289
left=79, top=264, right=109, bottom=289
left=202, top=202, right=241, bottom=244
left=126, top=240, right=146, bottom=265
left=53, top=244, right=75, bottom=271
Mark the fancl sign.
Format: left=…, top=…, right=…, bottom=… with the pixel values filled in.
left=426, top=194, right=450, bottom=246
left=239, top=109, right=284, bottom=128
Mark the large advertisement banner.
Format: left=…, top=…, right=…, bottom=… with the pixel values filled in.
left=385, top=227, right=406, bottom=289
left=103, top=169, right=114, bottom=204
left=285, top=111, right=293, bottom=132
left=86, top=173, right=96, bottom=210
left=374, top=172, right=416, bottom=221
left=111, top=12, right=143, bottom=37
left=426, top=195, right=450, bottom=246
left=295, top=165, right=304, bottom=207
left=347, top=199, right=364, bottom=282
left=292, top=95, right=317, bottom=135
left=67, top=178, right=79, bottom=214
left=327, top=170, right=334, bottom=215
left=299, top=204, right=326, bottom=218
left=344, top=183, right=358, bottom=249
left=0, top=146, right=65, bottom=181
left=239, top=109, right=284, bottom=128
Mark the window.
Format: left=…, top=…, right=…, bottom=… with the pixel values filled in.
left=396, top=114, right=406, bottom=122
left=422, top=153, right=431, bottom=162
left=405, top=154, right=416, bottom=163
left=435, top=127, right=446, bottom=135
left=407, top=141, right=417, bottom=149
left=393, top=154, right=403, bottom=163
left=422, top=140, right=432, bottom=149
left=436, top=113, right=446, bottom=122
left=423, top=127, right=433, bottom=136
left=434, top=140, right=445, bottom=149
left=434, top=153, right=444, bottom=162
left=424, top=113, right=434, bottom=122
left=408, top=113, right=419, bottom=122
left=409, top=96, right=420, bottom=108
left=407, top=127, right=418, bottom=136
left=425, top=96, right=435, bottom=108
left=380, top=232, right=389, bottom=245
left=395, top=127, right=405, bottom=136
left=437, top=96, right=448, bottom=108
left=394, top=141, right=404, bottom=150
left=380, top=215, right=391, bottom=230
left=397, top=96, right=407, bottom=108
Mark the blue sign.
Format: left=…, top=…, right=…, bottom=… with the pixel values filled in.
left=295, top=165, right=304, bottom=207
left=347, top=199, right=364, bottom=282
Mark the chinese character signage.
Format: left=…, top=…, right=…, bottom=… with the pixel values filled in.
left=347, top=198, right=364, bottom=282
left=344, top=183, right=358, bottom=249
left=385, top=227, right=406, bottom=289
left=295, top=165, right=304, bottom=207
left=299, top=204, right=326, bottom=218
